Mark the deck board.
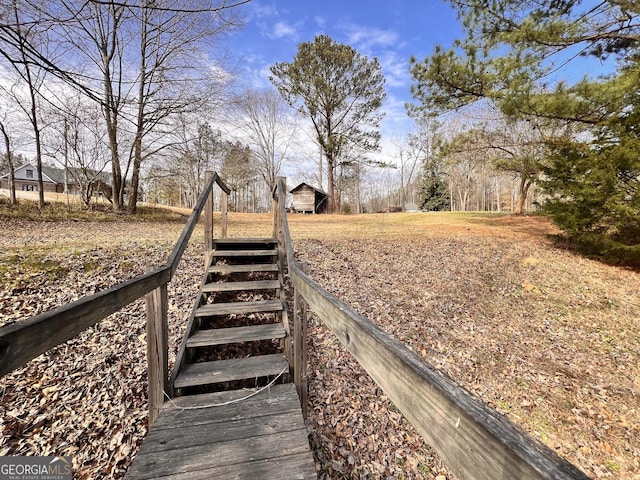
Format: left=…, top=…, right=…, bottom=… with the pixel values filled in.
left=202, top=279, right=281, bottom=293
left=212, top=249, right=277, bottom=257
left=173, top=354, right=289, bottom=389
left=208, top=263, right=279, bottom=274
left=124, top=384, right=316, bottom=480
left=195, top=300, right=283, bottom=317
left=187, top=324, right=286, bottom=348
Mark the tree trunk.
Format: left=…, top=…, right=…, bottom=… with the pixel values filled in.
left=13, top=4, right=44, bottom=208
left=128, top=2, right=149, bottom=214
left=26, top=66, right=44, bottom=208
left=514, top=176, right=532, bottom=215
left=327, top=155, right=336, bottom=213
left=0, top=122, right=16, bottom=206
left=104, top=79, right=122, bottom=211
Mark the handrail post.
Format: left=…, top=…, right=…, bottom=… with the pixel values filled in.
left=293, top=262, right=309, bottom=419
left=204, top=171, right=214, bottom=256
left=221, top=190, right=228, bottom=238
left=274, top=178, right=286, bottom=275
left=272, top=187, right=279, bottom=240
left=145, top=274, right=169, bottom=426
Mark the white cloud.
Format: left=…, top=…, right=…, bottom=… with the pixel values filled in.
left=314, top=16, right=326, bottom=28
left=250, top=2, right=278, bottom=20
left=380, top=93, right=413, bottom=141
left=271, top=20, right=298, bottom=39
left=378, top=51, right=410, bottom=89
left=342, top=24, right=400, bottom=51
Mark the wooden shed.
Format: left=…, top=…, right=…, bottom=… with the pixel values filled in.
left=290, top=182, right=328, bottom=214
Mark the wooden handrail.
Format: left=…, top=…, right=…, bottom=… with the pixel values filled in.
left=167, top=172, right=230, bottom=277
left=0, top=171, right=230, bottom=378
left=0, top=266, right=170, bottom=377
left=272, top=176, right=591, bottom=480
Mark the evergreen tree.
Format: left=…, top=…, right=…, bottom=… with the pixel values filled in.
left=408, top=0, right=639, bottom=261
left=419, top=166, right=450, bottom=211
left=540, top=63, right=640, bottom=263
left=270, top=35, right=386, bottom=212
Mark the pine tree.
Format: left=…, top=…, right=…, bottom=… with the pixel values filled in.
left=540, top=62, right=640, bottom=263
left=270, top=35, right=386, bottom=212
left=418, top=159, right=450, bottom=212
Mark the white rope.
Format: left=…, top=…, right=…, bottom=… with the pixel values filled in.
left=162, top=366, right=288, bottom=410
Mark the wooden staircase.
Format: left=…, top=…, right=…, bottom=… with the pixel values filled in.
left=124, top=237, right=316, bottom=479
left=170, top=237, right=291, bottom=396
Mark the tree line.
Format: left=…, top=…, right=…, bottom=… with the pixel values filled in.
left=1, top=1, right=637, bottom=262
left=0, top=0, right=249, bottom=212
left=407, top=0, right=639, bottom=263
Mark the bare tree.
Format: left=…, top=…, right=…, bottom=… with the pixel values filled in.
left=46, top=0, right=130, bottom=210
left=230, top=87, right=298, bottom=193
left=0, top=118, right=16, bottom=205
left=1, top=2, right=49, bottom=207
left=165, top=119, right=223, bottom=208
left=10, top=0, right=247, bottom=212
left=126, top=0, right=241, bottom=212
left=44, top=94, right=111, bottom=207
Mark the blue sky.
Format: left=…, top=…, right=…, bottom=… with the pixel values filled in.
left=225, top=1, right=464, bottom=140
left=221, top=1, right=618, bottom=181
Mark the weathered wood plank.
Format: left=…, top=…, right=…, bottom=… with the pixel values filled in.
left=208, top=263, right=279, bottom=274
left=173, top=354, right=288, bottom=389
left=0, top=266, right=171, bottom=376
left=186, top=324, right=286, bottom=348
left=155, top=394, right=300, bottom=432
left=201, top=280, right=280, bottom=293
left=125, top=384, right=315, bottom=480
left=141, top=410, right=305, bottom=454
left=289, top=265, right=591, bottom=480
left=194, top=300, right=283, bottom=317
left=158, top=384, right=301, bottom=423
left=136, top=452, right=317, bottom=480
left=293, top=261, right=309, bottom=419
left=220, top=191, right=228, bottom=238
left=204, top=171, right=214, bottom=253
left=145, top=281, right=169, bottom=426
left=214, top=237, right=277, bottom=244
left=124, top=430, right=311, bottom=480
left=212, top=249, right=277, bottom=257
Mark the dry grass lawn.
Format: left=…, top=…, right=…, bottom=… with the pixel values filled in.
left=0, top=210, right=638, bottom=479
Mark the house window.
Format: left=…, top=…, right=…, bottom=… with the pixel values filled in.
left=21, top=184, right=37, bottom=191
left=26, top=169, right=34, bottom=179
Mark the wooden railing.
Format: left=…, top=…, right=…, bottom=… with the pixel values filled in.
left=272, top=176, right=591, bottom=480
left=0, top=171, right=230, bottom=424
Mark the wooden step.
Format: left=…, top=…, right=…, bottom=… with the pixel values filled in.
left=208, top=263, right=279, bottom=275
left=195, top=300, right=283, bottom=317
left=213, top=249, right=277, bottom=257
left=174, top=354, right=289, bottom=389
left=187, top=324, right=286, bottom=348
left=202, top=279, right=280, bottom=293
left=214, top=237, right=276, bottom=245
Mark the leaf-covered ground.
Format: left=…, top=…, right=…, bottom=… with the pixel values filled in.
left=291, top=214, right=639, bottom=479
left=1, top=213, right=638, bottom=479
left=0, top=220, right=199, bottom=479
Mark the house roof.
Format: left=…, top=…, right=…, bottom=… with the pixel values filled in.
left=1, top=162, right=111, bottom=185
left=289, top=182, right=326, bottom=196
left=0, top=162, right=57, bottom=184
